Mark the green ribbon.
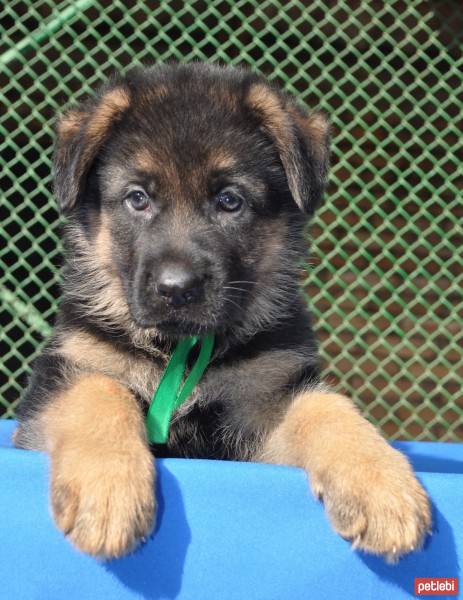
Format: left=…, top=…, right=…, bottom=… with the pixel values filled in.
left=146, top=334, right=215, bottom=444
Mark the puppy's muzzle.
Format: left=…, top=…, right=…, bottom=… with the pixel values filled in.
left=156, top=263, right=204, bottom=307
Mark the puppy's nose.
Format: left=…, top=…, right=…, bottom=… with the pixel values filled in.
left=156, top=265, right=203, bottom=307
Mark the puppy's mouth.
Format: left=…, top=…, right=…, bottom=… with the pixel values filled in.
left=129, top=300, right=223, bottom=337
left=155, top=318, right=215, bottom=337
left=129, top=280, right=250, bottom=338
left=130, top=295, right=244, bottom=338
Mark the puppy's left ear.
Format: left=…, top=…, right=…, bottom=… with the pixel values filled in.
left=246, top=83, right=330, bottom=215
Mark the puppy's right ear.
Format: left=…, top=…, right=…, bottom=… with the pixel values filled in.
left=246, top=82, right=330, bottom=216
left=53, top=86, right=130, bottom=214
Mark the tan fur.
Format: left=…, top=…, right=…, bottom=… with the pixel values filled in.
left=248, top=84, right=329, bottom=155
left=288, top=106, right=330, bottom=161
left=257, top=390, right=432, bottom=561
left=131, top=148, right=181, bottom=191
left=247, top=83, right=293, bottom=153
left=58, top=88, right=130, bottom=157
left=57, top=329, right=164, bottom=401
left=306, top=111, right=330, bottom=149
left=85, top=87, right=130, bottom=143
left=209, top=149, right=237, bottom=171
left=42, top=373, right=155, bottom=558
left=133, top=148, right=161, bottom=173
left=65, top=212, right=163, bottom=353
left=57, top=109, right=85, bottom=139
left=72, top=87, right=131, bottom=189
left=114, top=146, right=237, bottom=193
left=247, top=83, right=306, bottom=209
left=95, top=210, right=114, bottom=268
left=66, top=219, right=129, bottom=310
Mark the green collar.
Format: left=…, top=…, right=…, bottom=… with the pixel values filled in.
left=145, top=334, right=215, bottom=444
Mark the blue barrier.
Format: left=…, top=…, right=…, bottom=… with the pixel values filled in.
left=0, top=420, right=461, bottom=599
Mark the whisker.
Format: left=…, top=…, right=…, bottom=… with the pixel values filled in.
left=223, top=286, right=249, bottom=294
left=227, top=280, right=257, bottom=286
left=223, top=297, right=244, bottom=313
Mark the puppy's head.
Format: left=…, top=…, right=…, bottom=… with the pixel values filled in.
left=55, top=63, right=330, bottom=339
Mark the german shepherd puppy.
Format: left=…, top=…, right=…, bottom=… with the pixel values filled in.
left=15, top=63, right=431, bottom=560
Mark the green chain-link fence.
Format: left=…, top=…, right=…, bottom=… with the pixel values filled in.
left=1, top=0, right=462, bottom=440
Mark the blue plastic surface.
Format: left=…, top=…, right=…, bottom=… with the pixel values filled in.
left=0, top=420, right=461, bottom=599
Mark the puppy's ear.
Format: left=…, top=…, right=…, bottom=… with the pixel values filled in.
left=53, top=86, right=130, bottom=214
left=246, top=83, right=330, bottom=215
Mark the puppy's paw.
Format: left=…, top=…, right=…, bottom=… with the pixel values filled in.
left=310, top=444, right=432, bottom=561
left=50, top=442, right=155, bottom=559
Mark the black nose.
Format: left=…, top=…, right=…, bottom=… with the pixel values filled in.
left=156, top=264, right=203, bottom=307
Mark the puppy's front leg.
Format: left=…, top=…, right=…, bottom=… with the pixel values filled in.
left=41, top=373, right=155, bottom=558
left=257, top=390, right=431, bottom=561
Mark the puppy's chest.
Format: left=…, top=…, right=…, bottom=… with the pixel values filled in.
left=132, top=348, right=302, bottom=460
left=143, top=368, right=261, bottom=460
left=119, top=351, right=217, bottom=457
left=152, top=401, right=232, bottom=459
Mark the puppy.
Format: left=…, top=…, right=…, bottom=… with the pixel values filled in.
left=15, top=63, right=431, bottom=560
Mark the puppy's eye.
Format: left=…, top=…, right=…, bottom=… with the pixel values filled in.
left=215, top=191, right=243, bottom=213
left=125, top=190, right=150, bottom=212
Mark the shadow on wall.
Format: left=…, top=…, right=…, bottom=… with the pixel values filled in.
left=106, top=465, right=192, bottom=600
